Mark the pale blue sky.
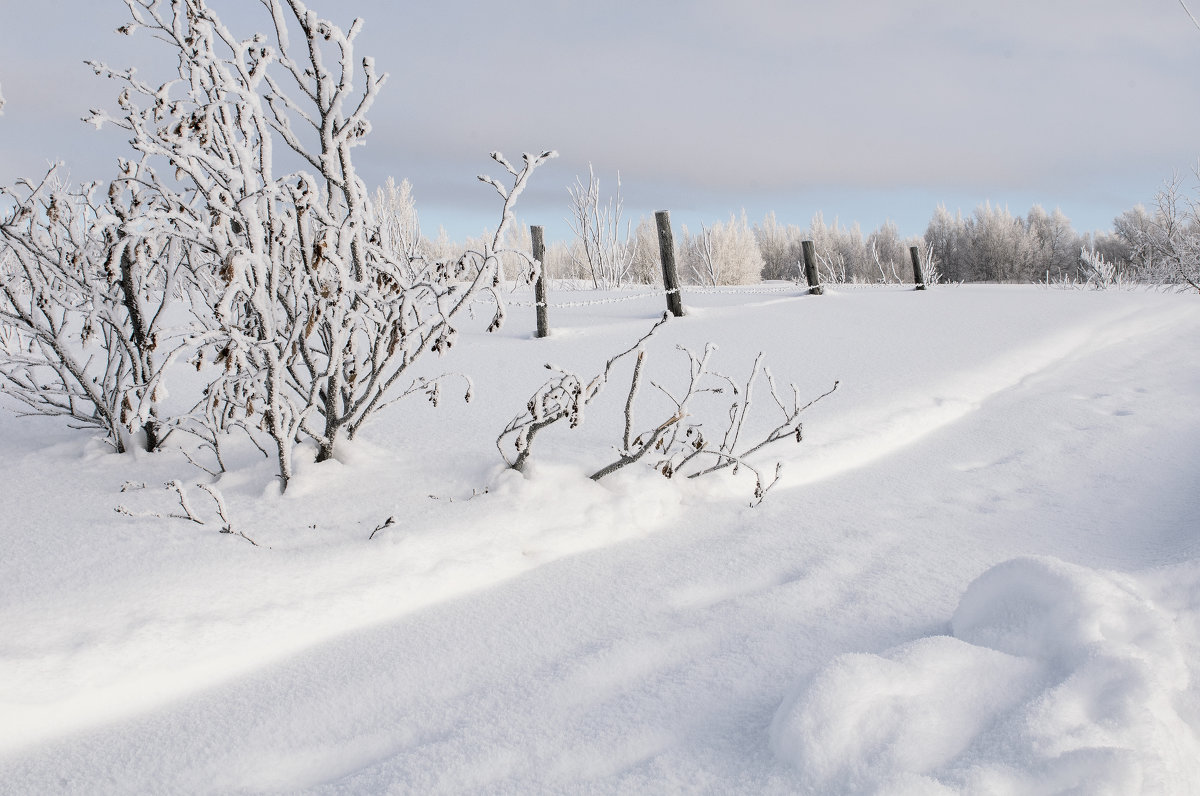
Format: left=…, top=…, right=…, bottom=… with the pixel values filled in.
left=2, top=0, right=1199, bottom=242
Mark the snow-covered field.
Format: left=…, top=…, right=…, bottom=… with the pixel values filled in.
left=2, top=284, right=1198, bottom=794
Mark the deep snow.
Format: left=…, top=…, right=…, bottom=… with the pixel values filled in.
left=1, top=284, right=1198, bottom=794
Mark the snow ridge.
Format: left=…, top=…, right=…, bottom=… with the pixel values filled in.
left=771, top=556, right=1200, bottom=794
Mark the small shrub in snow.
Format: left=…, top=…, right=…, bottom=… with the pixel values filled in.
left=498, top=314, right=837, bottom=504
left=0, top=168, right=208, bottom=452
left=116, top=480, right=258, bottom=546
left=1079, top=247, right=1130, bottom=290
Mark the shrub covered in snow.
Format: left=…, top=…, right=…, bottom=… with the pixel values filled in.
left=0, top=0, right=554, bottom=490
left=498, top=314, right=837, bottom=504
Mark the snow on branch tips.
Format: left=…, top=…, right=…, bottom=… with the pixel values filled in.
left=498, top=314, right=838, bottom=505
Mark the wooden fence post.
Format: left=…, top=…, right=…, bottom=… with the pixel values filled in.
left=655, top=210, right=685, bottom=317
left=801, top=240, right=823, bottom=295
left=909, top=246, right=927, bottom=290
left=530, top=225, right=550, bottom=337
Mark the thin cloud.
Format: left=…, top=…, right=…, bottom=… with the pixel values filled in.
left=1, top=0, right=1197, bottom=238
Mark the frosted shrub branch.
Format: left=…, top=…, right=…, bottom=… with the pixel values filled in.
left=921, top=243, right=942, bottom=287
left=497, top=313, right=669, bottom=473
left=0, top=165, right=208, bottom=452
left=117, top=479, right=258, bottom=545
left=499, top=318, right=838, bottom=504
left=1078, top=247, right=1129, bottom=290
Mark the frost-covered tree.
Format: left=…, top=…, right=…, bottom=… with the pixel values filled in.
left=1026, top=205, right=1082, bottom=281
left=1089, top=228, right=1133, bottom=273
left=961, top=202, right=1036, bottom=282
left=924, top=204, right=967, bottom=282
left=625, top=216, right=664, bottom=286
left=1111, top=205, right=1157, bottom=274
left=372, top=177, right=422, bottom=263
left=754, top=212, right=803, bottom=282
left=684, top=211, right=763, bottom=286
left=416, top=225, right=459, bottom=268
left=1146, top=172, right=1200, bottom=291
left=565, top=164, right=638, bottom=288
left=806, top=213, right=868, bottom=284
left=866, top=220, right=923, bottom=284
left=924, top=203, right=1090, bottom=284
left=496, top=219, right=535, bottom=284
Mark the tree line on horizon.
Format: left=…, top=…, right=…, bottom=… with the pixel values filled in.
left=388, top=169, right=1200, bottom=290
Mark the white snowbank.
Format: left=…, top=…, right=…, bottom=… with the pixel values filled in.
left=771, top=556, right=1200, bottom=794
left=3, top=286, right=1199, bottom=792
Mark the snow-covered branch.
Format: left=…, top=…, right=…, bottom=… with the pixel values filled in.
left=499, top=316, right=837, bottom=504
left=0, top=165, right=206, bottom=451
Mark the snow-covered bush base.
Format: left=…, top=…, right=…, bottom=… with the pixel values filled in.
left=771, top=555, right=1200, bottom=794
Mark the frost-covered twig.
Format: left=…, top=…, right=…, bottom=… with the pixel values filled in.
left=169, top=479, right=204, bottom=524
left=115, top=479, right=202, bottom=523
left=497, top=313, right=669, bottom=472
left=115, top=479, right=257, bottom=545
left=921, top=243, right=942, bottom=287
left=195, top=482, right=258, bottom=546
left=500, top=320, right=838, bottom=504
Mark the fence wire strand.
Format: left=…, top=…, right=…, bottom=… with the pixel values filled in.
left=486, top=280, right=913, bottom=309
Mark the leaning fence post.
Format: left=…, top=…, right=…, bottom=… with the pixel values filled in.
left=654, top=210, right=685, bottom=317
left=801, top=240, right=823, bottom=295
left=909, top=246, right=927, bottom=290
left=530, top=225, right=549, bottom=337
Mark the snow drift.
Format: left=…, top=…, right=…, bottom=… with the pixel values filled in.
left=771, top=555, right=1200, bottom=794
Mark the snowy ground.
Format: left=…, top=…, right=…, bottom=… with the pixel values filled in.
left=1, top=284, right=1198, bottom=794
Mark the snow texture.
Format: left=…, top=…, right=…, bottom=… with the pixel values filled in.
left=771, top=556, right=1200, bottom=794
left=1, top=285, right=1199, bottom=794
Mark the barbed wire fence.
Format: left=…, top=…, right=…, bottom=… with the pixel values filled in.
left=489, top=218, right=930, bottom=334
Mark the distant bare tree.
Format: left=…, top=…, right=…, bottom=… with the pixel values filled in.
left=373, top=177, right=422, bottom=263
left=626, top=216, right=664, bottom=286
left=684, top=211, right=764, bottom=286
left=755, top=212, right=803, bottom=281
left=565, top=164, right=638, bottom=288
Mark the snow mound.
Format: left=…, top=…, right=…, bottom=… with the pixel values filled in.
left=770, top=556, right=1200, bottom=794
